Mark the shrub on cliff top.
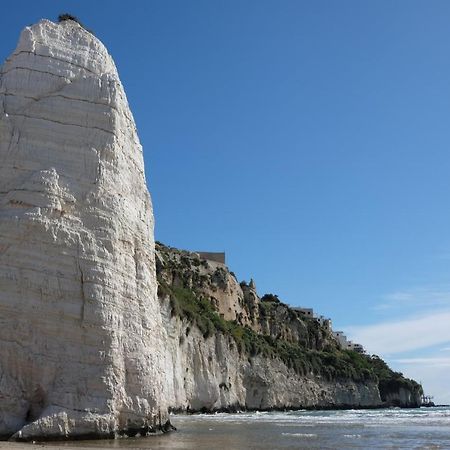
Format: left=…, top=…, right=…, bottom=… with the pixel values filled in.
left=58, top=13, right=82, bottom=25
left=261, top=293, right=280, bottom=303
left=58, top=13, right=93, bottom=34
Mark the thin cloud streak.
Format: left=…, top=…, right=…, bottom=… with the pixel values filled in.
left=346, top=309, right=450, bottom=355
left=372, top=287, right=450, bottom=311
left=393, top=357, right=450, bottom=367
left=392, top=362, right=450, bottom=404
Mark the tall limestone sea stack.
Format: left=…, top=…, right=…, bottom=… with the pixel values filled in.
left=0, top=19, right=169, bottom=439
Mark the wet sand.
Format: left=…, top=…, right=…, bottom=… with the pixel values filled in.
left=0, top=432, right=177, bottom=450
left=0, top=445, right=102, bottom=450
left=0, top=445, right=91, bottom=450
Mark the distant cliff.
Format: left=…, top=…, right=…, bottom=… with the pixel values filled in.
left=156, top=243, right=423, bottom=411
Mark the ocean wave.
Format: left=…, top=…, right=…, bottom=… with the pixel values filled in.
left=276, top=423, right=315, bottom=427
left=172, top=407, right=450, bottom=428
left=281, top=432, right=317, bottom=438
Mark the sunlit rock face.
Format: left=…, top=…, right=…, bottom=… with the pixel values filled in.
left=0, top=19, right=168, bottom=440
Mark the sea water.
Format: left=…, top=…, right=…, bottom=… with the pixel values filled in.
left=48, top=407, right=450, bottom=449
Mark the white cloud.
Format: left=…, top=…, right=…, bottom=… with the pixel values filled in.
left=346, top=309, right=450, bottom=355
left=392, top=360, right=450, bottom=404
left=393, top=357, right=450, bottom=367
left=373, top=286, right=450, bottom=311
left=346, top=285, right=450, bottom=405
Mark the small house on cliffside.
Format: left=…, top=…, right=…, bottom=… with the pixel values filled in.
left=196, top=251, right=226, bottom=264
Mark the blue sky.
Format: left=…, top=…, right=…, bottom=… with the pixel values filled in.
left=2, top=1, right=450, bottom=403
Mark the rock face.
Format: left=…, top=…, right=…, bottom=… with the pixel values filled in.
left=156, top=243, right=423, bottom=412
left=0, top=20, right=168, bottom=440
left=162, top=308, right=382, bottom=412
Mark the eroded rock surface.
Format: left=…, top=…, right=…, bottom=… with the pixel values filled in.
left=162, top=309, right=382, bottom=412
left=156, top=243, right=422, bottom=412
left=0, top=19, right=168, bottom=440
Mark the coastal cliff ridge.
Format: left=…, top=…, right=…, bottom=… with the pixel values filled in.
left=0, top=18, right=422, bottom=442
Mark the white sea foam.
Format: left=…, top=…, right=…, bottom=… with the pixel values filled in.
left=169, top=407, right=450, bottom=450
left=173, top=406, right=450, bottom=428
left=281, top=432, right=317, bottom=438
left=276, top=423, right=315, bottom=427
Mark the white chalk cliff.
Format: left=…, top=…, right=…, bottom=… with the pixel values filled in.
left=0, top=19, right=169, bottom=439
left=156, top=243, right=423, bottom=412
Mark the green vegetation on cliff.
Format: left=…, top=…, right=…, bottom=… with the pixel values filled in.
left=158, top=274, right=421, bottom=390
left=368, top=355, right=423, bottom=403
left=156, top=242, right=422, bottom=405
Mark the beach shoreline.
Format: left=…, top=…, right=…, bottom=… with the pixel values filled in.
left=1, top=407, right=449, bottom=449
